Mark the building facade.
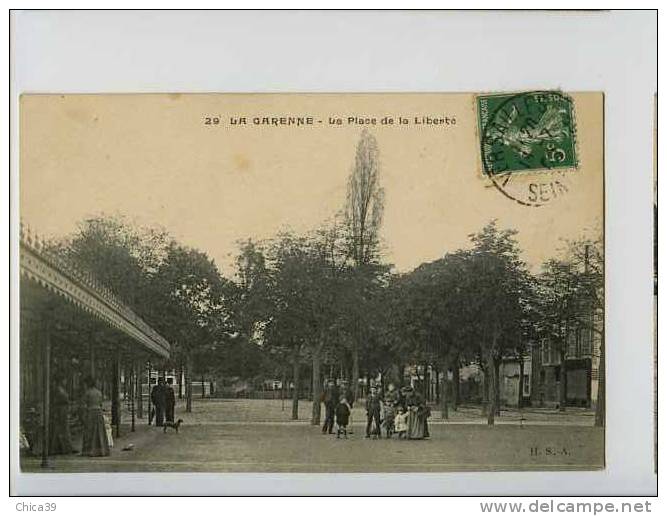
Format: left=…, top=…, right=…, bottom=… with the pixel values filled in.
left=526, top=320, right=602, bottom=408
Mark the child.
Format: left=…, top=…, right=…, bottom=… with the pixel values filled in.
left=394, top=407, right=409, bottom=439
left=335, top=396, right=352, bottom=438
left=383, top=400, right=396, bottom=439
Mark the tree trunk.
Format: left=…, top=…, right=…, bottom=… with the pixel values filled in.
left=486, top=350, right=496, bottom=425
left=481, top=362, right=488, bottom=417
left=440, top=362, right=449, bottom=420
left=146, top=362, right=153, bottom=425
left=452, top=359, right=460, bottom=411
left=281, top=368, right=287, bottom=411
left=178, top=362, right=183, bottom=399
left=40, top=317, right=52, bottom=468
left=518, top=355, right=525, bottom=409
left=130, top=363, right=136, bottom=432
left=351, top=340, right=360, bottom=401
left=291, top=351, right=300, bottom=420
left=435, top=365, right=440, bottom=404
left=136, top=360, right=143, bottom=419
left=559, top=348, right=567, bottom=412
left=311, top=345, right=322, bottom=425
left=595, top=334, right=605, bottom=427
left=201, top=375, right=205, bottom=399
left=185, top=354, right=193, bottom=413
left=494, top=355, right=501, bottom=416
left=112, top=347, right=121, bottom=438
left=122, top=365, right=127, bottom=401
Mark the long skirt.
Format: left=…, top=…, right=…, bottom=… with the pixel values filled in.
left=81, top=409, right=110, bottom=457
left=50, top=406, right=74, bottom=454
left=407, top=409, right=426, bottom=439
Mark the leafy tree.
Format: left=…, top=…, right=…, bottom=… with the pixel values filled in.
left=56, top=215, right=169, bottom=318
left=344, top=129, right=385, bottom=397
left=51, top=215, right=236, bottom=413
left=466, top=221, right=529, bottom=424
left=148, top=242, right=229, bottom=412
left=398, top=251, right=479, bottom=418
left=231, top=231, right=342, bottom=421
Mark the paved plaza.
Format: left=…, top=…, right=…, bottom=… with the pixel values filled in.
left=22, top=399, right=604, bottom=473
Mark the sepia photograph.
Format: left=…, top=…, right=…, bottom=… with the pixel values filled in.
left=17, top=91, right=605, bottom=475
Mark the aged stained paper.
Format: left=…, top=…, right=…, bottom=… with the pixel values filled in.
left=19, top=93, right=604, bottom=473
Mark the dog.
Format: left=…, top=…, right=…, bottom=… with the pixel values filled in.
left=163, top=419, right=184, bottom=433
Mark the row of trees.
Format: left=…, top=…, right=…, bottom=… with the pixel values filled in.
left=50, top=129, right=604, bottom=426
left=232, top=217, right=603, bottom=427
left=51, top=216, right=238, bottom=412
left=389, top=225, right=604, bottom=426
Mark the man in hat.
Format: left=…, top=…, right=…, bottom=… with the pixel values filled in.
left=321, top=379, right=339, bottom=434
left=150, top=377, right=167, bottom=427
left=165, top=378, right=176, bottom=423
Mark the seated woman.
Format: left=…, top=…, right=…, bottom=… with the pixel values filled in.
left=80, top=376, right=110, bottom=457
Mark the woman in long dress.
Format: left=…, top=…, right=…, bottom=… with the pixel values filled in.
left=406, top=388, right=428, bottom=440
left=80, top=376, right=110, bottom=457
left=50, top=376, right=74, bottom=454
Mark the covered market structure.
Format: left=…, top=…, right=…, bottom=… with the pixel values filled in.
left=19, top=224, right=171, bottom=467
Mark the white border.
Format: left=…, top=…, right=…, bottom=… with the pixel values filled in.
left=8, top=9, right=658, bottom=496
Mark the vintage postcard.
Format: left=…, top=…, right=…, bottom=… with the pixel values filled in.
left=18, top=92, right=604, bottom=474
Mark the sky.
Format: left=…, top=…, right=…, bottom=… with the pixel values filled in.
left=20, top=93, right=603, bottom=276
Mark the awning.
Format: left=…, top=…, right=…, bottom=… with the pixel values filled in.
left=20, top=228, right=170, bottom=359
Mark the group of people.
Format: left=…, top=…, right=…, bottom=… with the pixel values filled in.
left=321, top=379, right=355, bottom=438
left=46, top=374, right=111, bottom=458
left=25, top=375, right=178, bottom=459
left=149, top=377, right=176, bottom=427
left=320, top=380, right=431, bottom=440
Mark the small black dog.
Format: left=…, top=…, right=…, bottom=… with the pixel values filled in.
left=163, top=419, right=184, bottom=433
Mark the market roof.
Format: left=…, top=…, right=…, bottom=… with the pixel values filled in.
left=19, top=224, right=171, bottom=359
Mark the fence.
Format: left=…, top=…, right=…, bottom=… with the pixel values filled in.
left=212, top=387, right=312, bottom=400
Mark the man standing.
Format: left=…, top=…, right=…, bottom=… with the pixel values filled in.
left=150, top=377, right=167, bottom=427
left=321, top=379, right=339, bottom=434
left=365, top=386, right=382, bottom=439
left=340, top=380, right=355, bottom=434
left=165, top=378, right=176, bottom=423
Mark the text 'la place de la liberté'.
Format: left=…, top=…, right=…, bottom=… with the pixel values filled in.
left=211, top=115, right=458, bottom=126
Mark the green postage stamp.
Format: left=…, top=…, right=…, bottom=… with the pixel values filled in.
left=477, top=91, right=578, bottom=176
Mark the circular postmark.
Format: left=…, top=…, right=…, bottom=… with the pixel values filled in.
left=486, top=168, right=573, bottom=208
left=478, top=91, right=578, bottom=207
